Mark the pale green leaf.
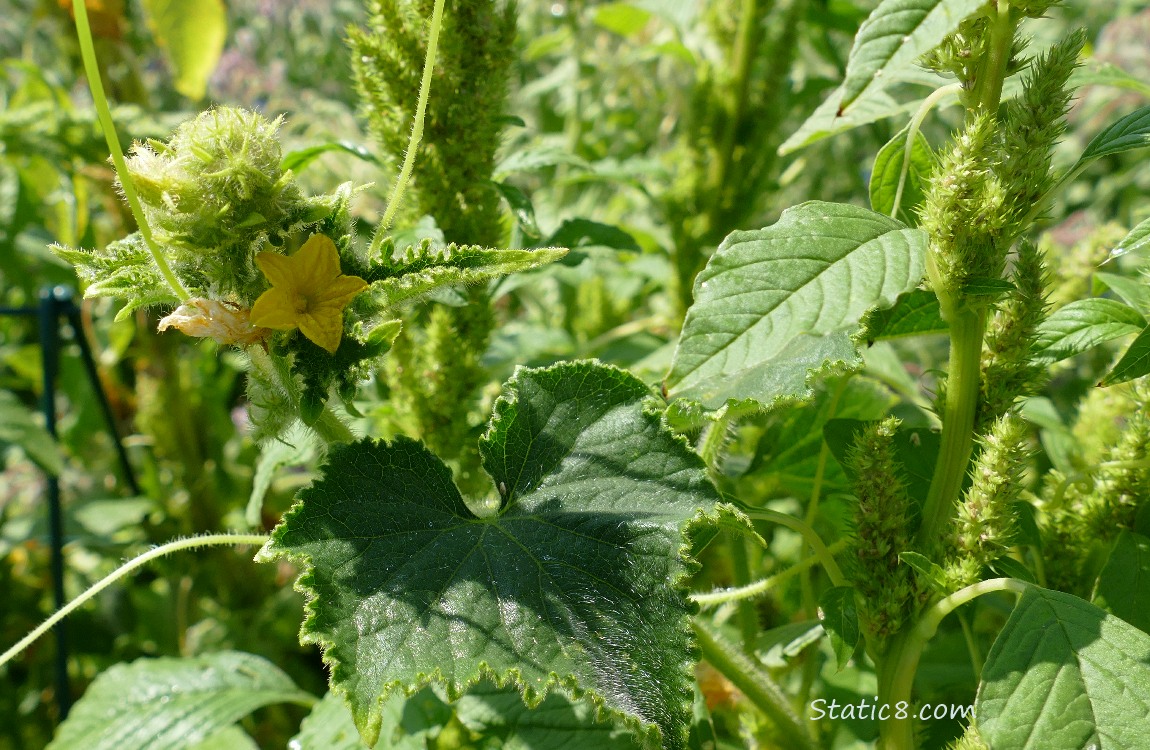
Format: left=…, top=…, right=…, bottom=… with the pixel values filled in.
left=1106, top=216, right=1150, bottom=263
left=188, top=726, right=258, bottom=750
left=839, top=0, right=985, bottom=113
left=47, top=652, right=314, bottom=750
left=1096, top=271, right=1150, bottom=314
left=976, top=587, right=1150, bottom=750
left=594, top=3, right=653, bottom=36
left=280, top=141, right=379, bottom=173
left=258, top=362, right=723, bottom=750
left=1071, top=61, right=1150, bottom=99
left=1034, top=298, right=1146, bottom=363
left=869, top=124, right=935, bottom=225
left=666, top=202, right=927, bottom=409
left=140, top=0, right=226, bottom=100
left=779, top=81, right=929, bottom=156
left=1093, top=532, right=1150, bottom=635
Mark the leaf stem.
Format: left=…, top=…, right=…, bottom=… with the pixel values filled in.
left=373, top=0, right=447, bottom=250
left=0, top=533, right=268, bottom=669
left=691, top=620, right=818, bottom=750
left=71, top=0, right=189, bottom=302
left=692, top=539, right=849, bottom=607
left=892, top=83, right=961, bottom=219
left=741, top=507, right=847, bottom=587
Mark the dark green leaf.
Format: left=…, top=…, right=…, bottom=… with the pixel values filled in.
left=819, top=587, right=861, bottom=670
left=492, top=181, right=542, bottom=240
left=859, top=288, right=947, bottom=342
left=838, top=0, right=985, bottom=113
left=454, top=680, right=644, bottom=749
left=280, top=141, right=380, bottom=173
left=988, top=556, right=1036, bottom=585
left=1034, top=298, right=1145, bottom=363
left=667, top=202, right=927, bottom=409
left=259, top=362, right=723, bottom=749
left=869, top=123, right=934, bottom=225
left=48, top=652, right=313, bottom=750
left=977, top=587, right=1150, bottom=749
left=1100, top=323, right=1150, bottom=386
left=544, top=218, right=641, bottom=253
left=1093, top=531, right=1150, bottom=635
left=823, top=419, right=939, bottom=512
left=1077, top=105, right=1150, bottom=163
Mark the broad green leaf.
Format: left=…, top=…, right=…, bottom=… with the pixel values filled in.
left=976, top=586, right=1150, bottom=749
left=280, top=141, right=380, bottom=173
left=1034, top=298, right=1146, bottom=363
left=139, top=0, right=226, bottom=100
left=292, top=691, right=440, bottom=750
left=454, top=680, right=644, bottom=749
left=869, top=124, right=934, bottom=225
left=667, top=202, right=927, bottom=409
left=188, top=727, right=258, bottom=750
left=819, top=587, right=861, bottom=670
left=0, top=390, right=63, bottom=475
left=1095, top=271, right=1150, bottom=314
left=839, top=0, right=985, bottom=113
left=1076, top=105, right=1150, bottom=163
left=47, top=652, right=314, bottom=750
left=258, top=362, right=723, bottom=749
left=1100, top=323, right=1150, bottom=386
left=859, top=288, right=947, bottom=342
left=1093, top=532, right=1150, bottom=635
left=756, top=620, right=825, bottom=668
left=779, top=80, right=929, bottom=156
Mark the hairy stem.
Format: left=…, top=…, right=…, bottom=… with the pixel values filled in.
left=72, top=0, right=189, bottom=302
left=693, top=539, right=849, bottom=607
left=0, top=534, right=269, bottom=669
left=374, top=0, right=447, bottom=245
left=741, top=507, right=847, bottom=587
left=692, top=620, right=818, bottom=750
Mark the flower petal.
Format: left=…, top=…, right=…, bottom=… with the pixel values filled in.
left=298, top=311, right=344, bottom=353
left=292, top=234, right=343, bottom=291
left=314, top=274, right=368, bottom=308
left=251, top=287, right=302, bottom=330
left=254, top=252, right=297, bottom=289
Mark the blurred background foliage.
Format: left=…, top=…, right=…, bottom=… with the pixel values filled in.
left=0, top=0, right=1147, bottom=747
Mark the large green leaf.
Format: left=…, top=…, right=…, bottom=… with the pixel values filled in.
left=976, top=586, right=1150, bottom=749
left=258, top=362, right=723, bottom=749
left=1077, top=105, right=1150, bottom=163
left=47, top=652, right=314, bottom=750
left=839, top=0, right=985, bottom=113
left=666, top=202, right=927, bottom=409
left=779, top=78, right=929, bottom=156
left=140, top=0, right=226, bottom=100
left=1093, top=531, right=1150, bottom=636
left=1034, top=298, right=1146, bottom=363
left=454, top=680, right=644, bottom=749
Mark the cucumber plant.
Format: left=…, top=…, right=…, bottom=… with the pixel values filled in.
left=5, top=1, right=1150, bottom=749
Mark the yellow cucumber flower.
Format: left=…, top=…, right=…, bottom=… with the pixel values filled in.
left=250, top=234, right=368, bottom=354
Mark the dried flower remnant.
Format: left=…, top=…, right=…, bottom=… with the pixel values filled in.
left=158, top=298, right=270, bottom=346
left=250, top=234, right=368, bottom=354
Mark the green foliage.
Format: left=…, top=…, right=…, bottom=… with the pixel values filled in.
left=140, top=0, right=227, bottom=100
left=258, top=362, right=723, bottom=749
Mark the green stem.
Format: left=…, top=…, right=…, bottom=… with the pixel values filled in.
left=71, top=0, right=189, bottom=303
left=973, top=1, right=1015, bottom=116
left=0, top=533, right=269, bottom=669
left=691, top=620, right=818, bottom=750
left=693, top=539, right=849, bottom=608
left=741, top=507, right=847, bottom=587
left=892, top=83, right=962, bottom=219
left=918, top=304, right=987, bottom=550
left=877, top=578, right=1026, bottom=749
left=373, top=0, right=447, bottom=250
